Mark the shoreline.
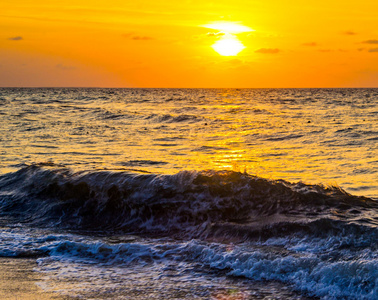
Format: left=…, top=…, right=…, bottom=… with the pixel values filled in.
left=0, top=257, right=73, bottom=300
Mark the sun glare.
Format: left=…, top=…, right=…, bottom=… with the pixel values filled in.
left=202, top=21, right=254, bottom=34
left=202, top=21, right=252, bottom=56
left=212, top=36, right=245, bottom=56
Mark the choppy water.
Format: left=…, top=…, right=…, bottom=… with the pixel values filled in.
left=0, top=88, right=377, bottom=299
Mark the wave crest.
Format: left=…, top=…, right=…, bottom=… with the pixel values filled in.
left=0, top=165, right=376, bottom=238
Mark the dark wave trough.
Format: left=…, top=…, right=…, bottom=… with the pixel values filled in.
left=1, top=164, right=376, bottom=241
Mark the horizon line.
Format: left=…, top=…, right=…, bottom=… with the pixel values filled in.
left=1, top=86, right=378, bottom=89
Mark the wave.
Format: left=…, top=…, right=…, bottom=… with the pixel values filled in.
left=0, top=164, right=376, bottom=239
left=0, top=165, right=377, bottom=299
left=145, top=113, right=203, bottom=123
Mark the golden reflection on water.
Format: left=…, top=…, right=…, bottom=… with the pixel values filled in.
left=0, top=88, right=376, bottom=198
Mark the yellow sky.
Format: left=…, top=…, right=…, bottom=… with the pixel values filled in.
left=1, top=0, right=378, bottom=87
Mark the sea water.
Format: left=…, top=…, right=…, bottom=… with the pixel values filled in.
left=0, top=88, right=377, bottom=299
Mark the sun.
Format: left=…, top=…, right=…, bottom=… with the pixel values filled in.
left=201, top=21, right=253, bottom=57
left=212, top=36, right=245, bottom=56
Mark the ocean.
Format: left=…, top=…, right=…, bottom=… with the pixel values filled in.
left=0, top=88, right=377, bottom=299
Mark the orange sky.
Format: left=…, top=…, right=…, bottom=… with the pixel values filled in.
left=1, top=0, right=378, bottom=88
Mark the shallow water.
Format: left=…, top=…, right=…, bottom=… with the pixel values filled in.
left=0, top=88, right=377, bottom=299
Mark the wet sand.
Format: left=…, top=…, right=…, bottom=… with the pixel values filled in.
left=0, top=257, right=317, bottom=299
left=0, top=258, right=72, bottom=300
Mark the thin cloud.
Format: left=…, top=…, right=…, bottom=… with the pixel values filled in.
left=227, top=58, right=243, bottom=65
left=362, top=40, right=378, bottom=44
left=131, top=36, right=153, bottom=40
left=255, top=48, right=280, bottom=54
left=206, top=32, right=225, bottom=37
left=368, top=48, right=378, bottom=53
left=342, top=30, right=357, bottom=35
left=56, top=64, right=76, bottom=70
left=8, top=36, right=23, bottom=41
left=192, top=32, right=225, bottom=40
left=123, top=33, right=154, bottom=41
left=302, top=42, right=318, bottom=46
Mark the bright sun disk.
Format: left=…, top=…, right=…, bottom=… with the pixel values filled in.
left=212, top=36, right=245, bottom=56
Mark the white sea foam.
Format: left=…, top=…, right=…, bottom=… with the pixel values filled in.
left=1, top=227, right=376, bottom=299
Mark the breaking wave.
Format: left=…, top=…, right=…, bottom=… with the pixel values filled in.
left=0, top=165, right=377, bottom=299
left=0, top=164, right=376, bottom=238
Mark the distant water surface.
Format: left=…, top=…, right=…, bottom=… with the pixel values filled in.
left=0, top=88, right=377, bottom=299
left=0, top=88, right=376, bottom=197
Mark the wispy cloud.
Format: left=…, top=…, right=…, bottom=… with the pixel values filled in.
left=255, top=48, right=280, bottom=54
left=342, top=30, right=357, bottom=35
left=123, top=33, right=154, bottom=41
left=8, top=36, right=23, bottom=41
left=362, top=39, right=378, bottom=44
left=131, top=36, right=153, bottom=40
left=302, top=42, right=317, bottom=46
left=227, top=58, right=243, bottom=65
left=368, top=48, right=378, bottom=52
left=206, top=32, right=225, bottom=37
left=201, top=22, right=254, bottom=34
left=56, top=64, right=76, bottom=70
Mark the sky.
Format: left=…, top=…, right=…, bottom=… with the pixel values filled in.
left=1, top=0, right=378, bottom=88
